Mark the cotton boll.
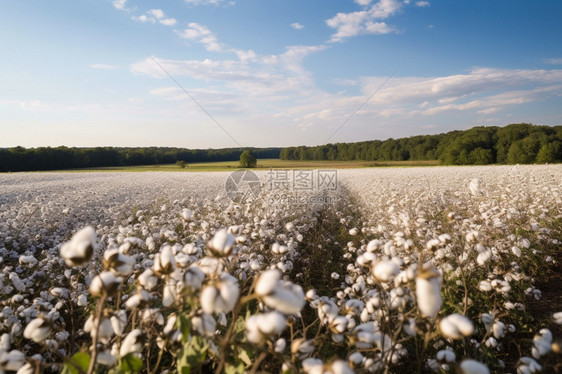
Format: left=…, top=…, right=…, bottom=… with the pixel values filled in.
left=120, top=329, right=144, bottom=357
left=416, top=263, right=442, bottom=318
left=200, top=273, right=239, bottom=314
left=440, top=314, right=474, bottom=340
left=207, top=229, right=235, bottom=257
left=60, top=226, right=96, bottom=267
left=371, top=260, right=399, bottom=283
left=89, top=271, right=122, bottom=297
left=23, top=316, right=52, bottom=343
left=460, top=359, right=489, bottom=374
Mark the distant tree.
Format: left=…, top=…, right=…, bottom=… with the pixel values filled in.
left=176, top=160, right=186, bottom=168
left=239, top=150, right=257, bottom=168
left=470, top=148, right=494, bottom=164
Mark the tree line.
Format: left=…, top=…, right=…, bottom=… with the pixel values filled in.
left=0, top=146, right=281, bottom=172
left=280, top=123, right=562, bottom=164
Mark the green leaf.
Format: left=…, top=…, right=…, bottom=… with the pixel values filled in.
left=224, top=362, right=245, bottom=374
left=238, top=349, right=252, bottom=367
left=179, top=313, right=191, bottom=343
left=121, top=354, right=143, bottom=373
left=62, top=352, right=91, bottom=374
left=177, top=336, right=209, bottom=373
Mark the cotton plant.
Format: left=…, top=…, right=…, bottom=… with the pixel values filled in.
left=1, top=166, right=561, bottom=373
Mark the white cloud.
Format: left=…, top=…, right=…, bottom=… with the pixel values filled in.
left=291, top=22, right=304, bottom=30
left=326, top=0, right=402, bottom=42
left=160, top=18, right=177, bottom=26
left=415, top=1, right=430, bottom=7
left=544, top=58, right=562, bottom=65
left=177, top=23, right=223, bottom=51
left=355, top=0, right=373, bottom=5
left=89, top=64, right=118, bottom=70
left=112, top=0, right=127, bottom=11
left=132, top=9, right=177, bottom=26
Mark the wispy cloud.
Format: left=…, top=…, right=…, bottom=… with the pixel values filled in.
left=544, top=58, right=562, bottom=65
left=326, top=0, right=402, bottom=42
left=176, top=23, right=222, bottom=51
left=132, top=9, right=177, bottom=26
left=291, top=22, right=304, bottom=30
left=112, top=0, right=127, bottom=11
left=415, top=1, right=430, bottom=7
left=89, top=63, right=118, bottom=70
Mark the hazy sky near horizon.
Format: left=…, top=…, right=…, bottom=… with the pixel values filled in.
left=2, top=0, right=562, bottom=148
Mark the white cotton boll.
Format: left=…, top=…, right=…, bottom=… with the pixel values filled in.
left=23, top=316, right=52, bottom=343
left=255, top=269, right=281, bottom=296
left=485, top=337, right=498, bottom=348
left=416, top=264, right=442, bottom=318
left=60, top=226, right=97, bottom=267
left=103, top=249, right=135, bottom=275
left=349, top=228, right=358, bottom=236
left=192, top=313, right=216, bottom=337
left=1, top=350, right=26, bottom=371
left=476, top=248, right=492, bottom=266
left=554, top=311, right=562, bottom=325
left=138, top=269, right=158, bottom=290
left=492, top=321, right=506, bottom=339
left=532, top=329, right=552, bottom=359
left=274, top=338, right=286, bottom=353
left=440, top=314, right=474, bottom=340
left=481, top=313, right=493, bottom=332
left=329, top=360, right=354, bottom=374
left=89, top=271, right=122, bottom=297
left=50, top=287, right=69, bottom=299
left=491, top=279, right=511, bottom=293
left=207, top=229, right=235, bottom=257
left=97, top=350, right=117, bottom=367
left=478, top=280, right=492, bottom=292
left=371, top=260, right=399, bottom=282
left=469, top=179, right=482, bottom=196
left=152, top=245, right=176, bottom=275
left=162, top=281, right=177, bottom=307
left=200, top=273, right=239, bottom=314
left=512, top=246, right=522, bottom=257
left=18, top=255, right=38, bottom=268
left=16, top=362, right=36, bottom=374
left=436, top=349, right=456, bottom=363
left=263, top=281, right=305, bottom=315
left=181, top=208, right=192, bottom=221
left=111, top=310, right=127, bottom=336
left=466, top=231, right=479, bottom=243
left=120, top=329, right=143, bottom=357
left=518, top=357, right=542, bottom=373
left=76, top=294, right=88, bottom=306
left=460, top=359, right=489, bottom=374
left=183, top=266, right=205, bottom=290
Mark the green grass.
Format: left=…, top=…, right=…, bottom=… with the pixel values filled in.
left=48, top=159, right=440, bottom=172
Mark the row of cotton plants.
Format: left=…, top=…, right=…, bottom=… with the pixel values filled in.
left=0, top=165, right=560, bottom=373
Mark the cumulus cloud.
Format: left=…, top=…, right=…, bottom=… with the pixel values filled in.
left=89, top=64, right=118, bottom=70
left=132, top=9, right=177, bottom=26
left=177, top=23, right=222, bottom=51
left=112, top=0, right=127, bottom=11
left=326, top=0, right=402, bottom=42
left=291, top=22, right=304, bottom=30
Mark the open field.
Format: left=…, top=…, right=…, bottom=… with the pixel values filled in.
left=0, top=165, right=560, bottom=373
left=52, top=158, right=441, bottom=172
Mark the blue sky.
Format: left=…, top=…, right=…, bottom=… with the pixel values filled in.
left=2, top=0, right=562, bottom=148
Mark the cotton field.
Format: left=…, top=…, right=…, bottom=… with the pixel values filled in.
left=0, top=165, right=561, bottom=374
